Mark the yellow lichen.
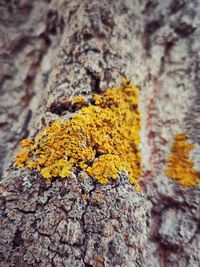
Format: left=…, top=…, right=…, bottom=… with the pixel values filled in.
left=87, top=154, right=126, bottom=184
left=72, top=96, right=87, bottom=108
left=16, top=79, right=141, bottom=188
left=165, top=133, right=200, bottom=187
left=16, top=149, right=30, bottom=168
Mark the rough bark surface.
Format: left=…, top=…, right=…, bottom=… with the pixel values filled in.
left=1, top=1, right=148, bottom=266
left=0, top=0, right=200, bottom=266
left=0, top=0, right=64, bottom=176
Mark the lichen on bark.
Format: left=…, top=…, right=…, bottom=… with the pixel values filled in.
left=0, top=1, right=148, bottom=266
left=16, top=80, right=141, bottom=189
left=1, top=0, right=200, bottom=266
left=165, top=133, right=200, bottom=187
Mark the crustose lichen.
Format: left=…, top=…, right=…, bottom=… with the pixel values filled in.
left=16, top=79, right=141, bottom=189
left=165, top=133, right=200, bottom=187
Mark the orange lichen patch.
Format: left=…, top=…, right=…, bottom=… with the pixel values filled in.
left=165, top=133, right=200, bottom=187
left=16, top=149, right=30, bottom=168
left=87, top=154, right=126, bottom=184
left=20, top=139, right=34, bottom=148
left=72, top=96, right=87, bottom=108
left=15, top=79, right=141, bottom=188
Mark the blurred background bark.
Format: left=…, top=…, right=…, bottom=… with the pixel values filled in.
left=0, top=0, right=200, bottom=266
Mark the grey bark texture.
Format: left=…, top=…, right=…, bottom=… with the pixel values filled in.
left=0, top=1, right=148, bottom=267
left=0, top=0, right=200, bottom=267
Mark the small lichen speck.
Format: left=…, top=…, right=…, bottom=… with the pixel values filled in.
left=16, top=79, right=141, bottom=189
left=165, top=133, right=200, bottom=187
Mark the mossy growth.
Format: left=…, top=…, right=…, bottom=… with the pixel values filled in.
left=165, top=133, right=200, bottom=187
left=16, top=79, right=141, bottom=189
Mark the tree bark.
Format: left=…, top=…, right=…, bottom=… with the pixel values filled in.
left=0, top=0, right=200, bottom=267
left=0, top=1, right=148, bottom=266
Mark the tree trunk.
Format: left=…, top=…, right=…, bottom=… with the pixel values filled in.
left=0, top=0, right=200, bottom=267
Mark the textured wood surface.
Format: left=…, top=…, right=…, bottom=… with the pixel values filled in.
left=0, top=0, right=200, bottom=266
